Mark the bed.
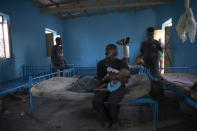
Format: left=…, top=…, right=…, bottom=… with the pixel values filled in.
left=0, top=65, right=53, bottom=99
left=29, top=67, right=158, bottom=131
left=31, top=74, right=151, bottom=101
left=161, top=73, right=197, bottom=102
left=141, top=66, right=197, bottom=109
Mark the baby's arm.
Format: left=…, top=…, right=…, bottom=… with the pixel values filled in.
left=93, top=83, right=109, bottom=92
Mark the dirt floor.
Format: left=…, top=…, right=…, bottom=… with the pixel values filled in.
left=0, top=90, right=197, bottom=131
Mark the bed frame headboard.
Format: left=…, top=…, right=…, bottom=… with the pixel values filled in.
left=23, top=64, right=75, bottom=80
left=23, top=65, right=52, bottom=80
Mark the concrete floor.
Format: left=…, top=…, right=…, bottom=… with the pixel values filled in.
left=0, top=90, right=197, bottom=131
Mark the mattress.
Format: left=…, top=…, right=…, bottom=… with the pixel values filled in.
left=31, top=74, right=151, bottom=101
left=161, top=73, right=197, bottom=101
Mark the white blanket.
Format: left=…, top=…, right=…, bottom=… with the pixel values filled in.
left=31, top=74, right=151, bottom=101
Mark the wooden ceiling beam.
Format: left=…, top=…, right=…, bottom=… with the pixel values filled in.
left=48, top=0, right=60, bottom=7
left=67, top=12, right=75, bottom=19
left=119, top=0, right=123, bottom=12
left=84, top=10, right=89, bottom=16
left=97, top=0, right=106, bottom=14
left=152, top=5, right=158, bottom=9
left=76, top=0, right=89, bottom=17
left=45, top=2, right=73, bottom=8
left=45, top=0, right=120, bottom=9
left=43, top=0, right=173, bottom=14
left=48, top=0, right=70, bottom=19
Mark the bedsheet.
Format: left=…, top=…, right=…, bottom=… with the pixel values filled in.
left=31, top=74, right=151, bottom=101
left=162, top=73, right=197, bottom=101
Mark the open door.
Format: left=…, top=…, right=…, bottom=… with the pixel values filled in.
left=154, top=29, right=165, bottom=73
left=164, top=26, right=172, bottom=73
left=45, top=33, right=54, bottom=57
left=154, top=29, right=165, bottom=44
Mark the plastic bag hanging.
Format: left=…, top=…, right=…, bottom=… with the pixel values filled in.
left=176, top=0, right=197, bottom=43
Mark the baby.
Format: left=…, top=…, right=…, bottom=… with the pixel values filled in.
left=107, top=67, right=122, bottom=92
left=94, top=67, right=130, bottom=92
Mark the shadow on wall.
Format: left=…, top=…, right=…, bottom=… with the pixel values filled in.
left=24, top=45, right=40, bottom=67
left=0, top=58, right=17, bottom=83
left=23, top=43, right=52, bottom=71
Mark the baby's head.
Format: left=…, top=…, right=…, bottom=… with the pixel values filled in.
left=107, top=67, right=130, bottom=83
left=107, top=67, right=119, bottom=83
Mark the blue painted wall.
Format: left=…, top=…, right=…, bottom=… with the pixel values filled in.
left=2, top=0, right=197, bottom=83
left=63, top=9, right=157, bottom=67
left=156, top=0, right=197, bottom=71
left=0, top=0, right=64, bottom=83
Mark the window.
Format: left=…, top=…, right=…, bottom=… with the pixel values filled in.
left=0, top=15, right=11, bottom=58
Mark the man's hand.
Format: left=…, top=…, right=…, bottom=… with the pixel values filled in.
left=101, top=83, right=108, bottom=88
left=93, top=88, right=109, bottom=92
left=52, top=63, right=58, bottom=71
left=99, top=88, right=109, bottom=91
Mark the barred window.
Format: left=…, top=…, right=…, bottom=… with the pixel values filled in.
left=0, top=15, right=11, bottom=58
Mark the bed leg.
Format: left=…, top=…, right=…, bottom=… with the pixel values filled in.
left=30, top=92, right=34, bottom=117
left=152, top=102, right=158, bottom=131
left=40, top=96, right=42, bottom=105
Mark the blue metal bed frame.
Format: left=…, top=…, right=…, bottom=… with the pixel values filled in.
left=0, top=65, right=52, bottom=99
left=2, top=64, right=196, bottom=131
left=28, top=66, right=158, bottom=131
left=0, top=64, right=75, bottom=99
left=122, top=98, right=158, bottom=131
left=162, top=67, right=197, bottom=109
left=142, top=66, right=197, bottom=109
left=0, top=82, right=29, bottom=99
left=29, top=68, right=75, bottom=117
left=23, top=64, right=75, bottom=79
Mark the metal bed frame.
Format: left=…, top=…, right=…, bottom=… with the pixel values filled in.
left=142, top=66, right=197, bottom=109
left=29, top=68, right=75, bottom=116
left=163, top=67, right=197, bottom=109
left=0, top=64, right=75, bottom=99
left=0, top=82, right=29, bottom=99
left=0, top=65, right=52, bottom=99
left=122, top=98, right=158, bottom=131
left=28, top=66, right=158, bottom=131
left=2, top=64, right=196, bottom=131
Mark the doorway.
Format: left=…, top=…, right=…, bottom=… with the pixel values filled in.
left=154, top=18, right=172, bottom=73
left=45, top=28, right=60, bottom=57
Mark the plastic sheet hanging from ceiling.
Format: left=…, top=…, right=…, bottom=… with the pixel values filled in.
left=176, top=0, right=197, bottom=43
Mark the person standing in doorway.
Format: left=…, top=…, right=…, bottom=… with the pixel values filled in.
left=51, top=37, right=68, bottom=74
left=140, top=27, right=164, bottom=100
left=140, top=27, right=163, bottom=78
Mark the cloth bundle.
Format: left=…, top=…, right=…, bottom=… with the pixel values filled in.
left=176, top=0, right=196, bottom=43
left=67, top=76, right=100, bottom=92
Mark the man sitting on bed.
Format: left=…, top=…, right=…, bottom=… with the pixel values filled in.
left=92, top=44, right=130, bottom=129
left=93, top=67, right=130, bottom=129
